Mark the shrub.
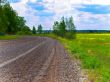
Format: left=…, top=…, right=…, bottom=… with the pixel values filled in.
left=0, top=32, right=5, bottom=36
left=17, top=31, right=32, bottom=35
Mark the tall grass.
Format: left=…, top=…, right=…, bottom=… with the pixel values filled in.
left=59, top=33, right=110, bottom=82
left=0, top=35, right=21, bottom=40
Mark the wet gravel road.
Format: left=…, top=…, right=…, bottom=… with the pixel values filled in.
left=0, top=36, right=80, bottom=82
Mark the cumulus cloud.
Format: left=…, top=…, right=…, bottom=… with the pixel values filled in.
left=8, top=0, right=110, bottom=30
left=76, top=12, right=110, bottom=30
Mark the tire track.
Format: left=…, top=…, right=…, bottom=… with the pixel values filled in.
left=0, top=40, right=47, bottom=68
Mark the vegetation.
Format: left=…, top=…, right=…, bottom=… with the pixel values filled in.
left=0, top=35, right=21, bottom=40
left=0, top=0, right=31, bottom=35
left=53, top=16, right=76, bottom=39
left=17, top=26, right=32, bottom=35
left=32, top=26, right=36, bottom=34
left=37, top=24, right=43, bottom=34
left=59, top=33, right=110, bottom=82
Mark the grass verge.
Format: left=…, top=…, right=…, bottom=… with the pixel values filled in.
left=0, top=35, right=21, bottom=40
left=58, top=33, right=110, bottom=82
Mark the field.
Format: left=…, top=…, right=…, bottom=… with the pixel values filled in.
left=59, top=33, right=110, bottom=82
left=0, top=35, right=21, bottom=40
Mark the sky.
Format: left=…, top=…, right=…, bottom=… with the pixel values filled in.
left=8, top=0, right=110, bottom=30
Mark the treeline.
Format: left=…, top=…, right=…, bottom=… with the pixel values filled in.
left=32, top=17, right=76, bottom=39
left=32, top=24, right=43, bottom=34
left=77, top=30, right=110, bottom=33
left=0, top=0, right=31, bottom=35
left=53, top=17, right=76, bottom=39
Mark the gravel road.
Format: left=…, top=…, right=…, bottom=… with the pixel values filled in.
left=0, top=36, right=80, bottom=82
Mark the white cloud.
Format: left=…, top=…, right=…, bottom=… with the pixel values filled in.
left=43, top=0, right=110, bottom=5
left=10, top=0, right=40, bottom=28
left=91, top=0, right=110, bottom=5
left=20, top=0, right=28, bottom=4
left=9, top=0, right=110, bottom=30
left=75, top=12, right=110, bottom=30
left=31, top=0, right=36, bottom=3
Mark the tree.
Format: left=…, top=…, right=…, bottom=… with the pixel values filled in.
left=3, top=3, right=18, bottom=34
left=0, top=0, right=8, bottom=33
left=16, top=16, right=26, bottom=31
left=17, top=26, right=32, bottom=35
left=32, top=26, right=36, bottom=34
left=53, top=16, right=76, bottom=39
left=0, top=0, right=7, bottom=6
left=0, top=0, right=29, bottom=35
left=59, top=17, right=66, bottom=37
left=66, top=16, right=76, bottom=39
left=37, top=24, right=43, bottom=34
left=53, top=17, right=66, bottom=37
left=53, top=21, right=60, bottom=35
left=22, top=26, right=32, bottom=34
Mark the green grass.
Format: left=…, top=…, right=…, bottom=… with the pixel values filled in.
left=0, top=35, right=21, bottom=40
left=58, top=33, right=110, bottom=82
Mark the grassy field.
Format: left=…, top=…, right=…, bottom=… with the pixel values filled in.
left=59, top=33, right=110, bottom=82
left=0, top=35, right=21, bottom=40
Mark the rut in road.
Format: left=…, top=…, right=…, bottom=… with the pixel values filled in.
left=0, top=37, right=81, bottom=82
left=34, top=41, right=81, bottom=82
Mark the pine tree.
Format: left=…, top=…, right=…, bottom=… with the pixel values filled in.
left=32, top=26, right=36, bottom=34
left=59, top=17, right=66, bottom=37
left=37, top=24, right=43, bottom=34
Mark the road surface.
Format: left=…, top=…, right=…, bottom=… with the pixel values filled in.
left=0, top=36, right=80, bottom=82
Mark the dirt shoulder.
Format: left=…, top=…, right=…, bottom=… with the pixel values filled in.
left=33, top=40, right=81, bottom=82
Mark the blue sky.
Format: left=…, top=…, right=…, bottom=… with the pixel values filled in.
left=8, top=0, right=110, bottom=30
left=77, top=5, right=110, bottom=14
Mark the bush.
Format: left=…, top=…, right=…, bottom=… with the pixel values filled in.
left=17, top=31, right=32, bottom=35
left=65, top=32, right=76, bottom=39
left=17, top=26, right=32, bottom=35
left=0, top=32, right=5, bottom=36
